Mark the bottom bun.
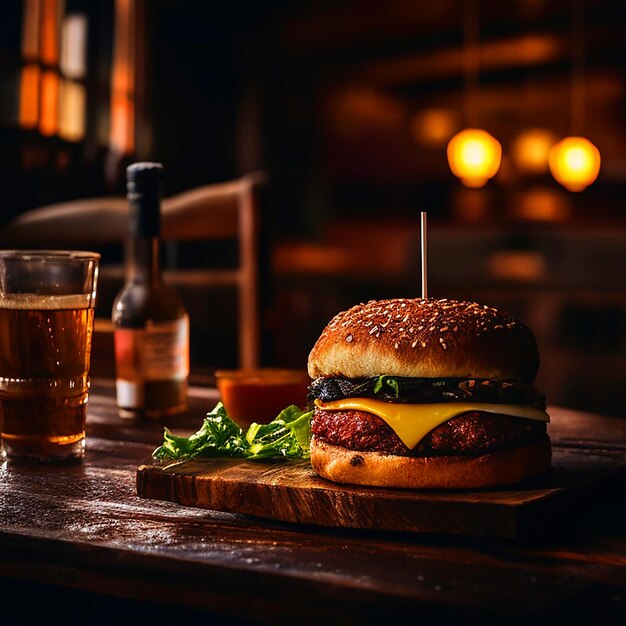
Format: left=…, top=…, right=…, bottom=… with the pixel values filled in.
left=310, top=435, right=551, bottom=489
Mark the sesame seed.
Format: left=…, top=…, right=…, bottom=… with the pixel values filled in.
left=369, top=326, right=378, bottom=335
left=345, top=334, right=353, bottom=343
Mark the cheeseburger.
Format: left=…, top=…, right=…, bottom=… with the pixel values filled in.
left=307, top=298, right=550, bottom=489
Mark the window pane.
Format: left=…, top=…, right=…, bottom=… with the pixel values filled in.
left=40, top=69, right=59, bottom=135
left=59, top=78, right=85, bottom=141
left=61, top=13, right=87, bottom=79
left=19, top=63, right=40, bottom=128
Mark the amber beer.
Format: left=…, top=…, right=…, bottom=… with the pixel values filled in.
left=0, top=293, right=95, bottom=462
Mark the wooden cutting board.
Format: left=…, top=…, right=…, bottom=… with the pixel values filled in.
left=136, top=445, right=626, bottom=538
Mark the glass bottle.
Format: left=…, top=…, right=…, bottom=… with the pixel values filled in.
left=112, top=162, right=189, bottom=419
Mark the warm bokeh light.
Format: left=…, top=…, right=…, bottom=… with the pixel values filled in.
left=548, top=136, right=601, bottom=192
left=487, top=250, right=547, bottom=282
left=410, top=108, right=458, bottom=147
left=59, top=80, right=86, bottom=141
left=19, top=64, right=40, bottom=129
left=110, top=0, right=135, bottom=154
left=21, top=0, right=41, bottom=59
left=447, top=128, right=502, bottom=188
left=61, top=13, right=88, bottom=79
left=513, top=187, right=570, bottom=222
left=41, top=0, right=61, bottom=65
left=511, top=128, right=559, bottom=174
left=39, top=70, right=60, bottom=136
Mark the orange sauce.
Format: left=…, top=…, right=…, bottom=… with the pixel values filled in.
left=215, top=369, right=311, bottom=428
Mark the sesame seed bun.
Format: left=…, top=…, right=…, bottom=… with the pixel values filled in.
left=307, top=298, right=540, bottom=383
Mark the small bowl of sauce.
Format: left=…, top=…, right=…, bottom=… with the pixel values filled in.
left=215, top=368, right=311, bottom=429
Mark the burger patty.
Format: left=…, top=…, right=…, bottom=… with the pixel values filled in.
left=311, top=408, right=547, bottom=457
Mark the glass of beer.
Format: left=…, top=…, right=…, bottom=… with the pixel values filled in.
left=0, top=250, right=99, bottom=463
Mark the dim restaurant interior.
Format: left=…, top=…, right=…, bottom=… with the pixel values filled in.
left=0, top=0, right=626, bottom=624
left=1, top=0, right=624, bottom=416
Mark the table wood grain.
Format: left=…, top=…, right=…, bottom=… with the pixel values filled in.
left=2, top=379, right=626, bottom=625
left=136, top=446, right=626, bottom=539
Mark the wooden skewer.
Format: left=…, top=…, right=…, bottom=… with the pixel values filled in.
left=421, top=211, right=428, bottom=300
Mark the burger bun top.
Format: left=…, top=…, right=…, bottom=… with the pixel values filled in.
left=307, top=298, right=540, bottom=382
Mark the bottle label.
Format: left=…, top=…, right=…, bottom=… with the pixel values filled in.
left=114, top=316, right=189, bottom=384
left=116, top=379, right=145, bottom=409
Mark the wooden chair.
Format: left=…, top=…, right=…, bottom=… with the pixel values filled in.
left=2, top=172, right=266, bottom=372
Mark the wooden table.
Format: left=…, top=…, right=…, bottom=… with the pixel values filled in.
left=2, top=379, right=626, bottom=625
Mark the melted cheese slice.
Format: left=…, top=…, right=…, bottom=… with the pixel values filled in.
left=315, top=398, right=550, bottom=450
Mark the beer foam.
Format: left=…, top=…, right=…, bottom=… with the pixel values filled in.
left=0, top=292, right=93, bottom=310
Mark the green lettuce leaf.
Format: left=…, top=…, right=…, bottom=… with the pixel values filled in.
left=373, top=375, right=399, bottom=397
left=152, top=402, right=312, bottom=462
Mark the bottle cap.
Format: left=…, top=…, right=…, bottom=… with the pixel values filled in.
left=127, top=162, right=163, bottom=195
left=126, top=162, right=163, bottom=236
left=127, top=161, right=163, bottom=181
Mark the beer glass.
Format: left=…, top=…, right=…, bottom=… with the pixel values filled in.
left=0, top=250, right=99, bottom=462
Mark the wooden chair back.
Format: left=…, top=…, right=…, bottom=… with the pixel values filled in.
left=2, top=172, right=266, bottom=371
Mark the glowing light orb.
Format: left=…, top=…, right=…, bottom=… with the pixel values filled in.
left=447, top=129, right=502, bottom=188
left=548, top=136, right=601, bottom=192
left=511, top=128, right=559, bottom=174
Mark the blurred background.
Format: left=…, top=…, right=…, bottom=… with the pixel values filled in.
left=0, top=0, right=625, bottom=417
